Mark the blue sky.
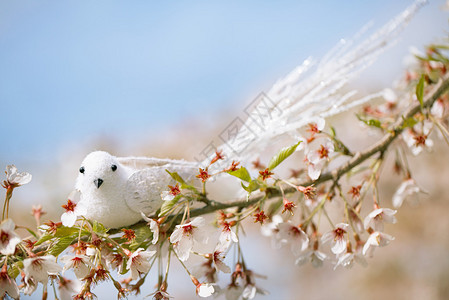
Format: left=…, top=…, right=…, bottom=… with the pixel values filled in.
left=0, top=0, right=447, bottom=166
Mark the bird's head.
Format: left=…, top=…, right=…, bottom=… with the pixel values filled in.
left=75, top=151, right=124, bottom=194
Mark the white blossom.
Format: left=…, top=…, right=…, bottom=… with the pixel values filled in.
left=58, top=277, right=82, bottom=300
left=295, top=250, right=327, bottom=268
left=60, top=255, right=92, bottom=279
left=392, top=178, right=425, bottom=208
left=218, top=223, right=238, bottom=250
left=364, top=208, right=397, bottom=231
left=333, top=251, right=367, bottom=270
left=61, top=190, right=87, bottom=227
left=306, top=138, right=334, bottom=180
left=362, top=232, right=394, bottom=257
left=197, top=283, right=215, bottom=298
left=141, top=212, right=160, bottom=244
left=431, top=99, right=445, bottom=118
left=0, top=266, right=19, bottom=300
left=127, top=248, right=156, bottom=281
left=276, top=222, right=309, bottom=256
left=212, top=242, right=231, bottom=274
left=0, top=219, right=20, bottom=255
left=4, top=165, right=32, bottom=187
left=170, top=217, right=208, bottom=261
left=321, top=223, right=349, bottom=255
left=23, top=255, right=62, bottom=284
left=402, top=121, right=434, bottom=156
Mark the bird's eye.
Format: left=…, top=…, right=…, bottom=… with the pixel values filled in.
left=79, top=166, right=85, bottom=174
left=111, top=164, right=117, bottom=172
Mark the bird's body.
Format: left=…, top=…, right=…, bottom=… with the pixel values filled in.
left=75, top=151, right=197, bottom=228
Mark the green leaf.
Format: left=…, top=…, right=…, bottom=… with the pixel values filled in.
left=330, top=126, right=337, bottom=138
left=401, top=116, right=418, bottom=129
left=54, top=226, right=80, bottom=237
left=48, top=236, right=75, bottom=256
left=166, top=170, right=198, bottom=192
left=227, top=167, right=251, bottom=182
left=159, top=196, right=180, bottom=217
left=241, top=180, right=260, bottom=193
left=134, top=226, right=152, bottom=244
left=25, top=228, right=38, bottom=239
left=356, top=114, right=382, bottom=129
left=92, top=221, right=108, bottom=235
left=34, top=234, right=54, bottom=246
left=416, top=74, right=425, bottom=108
left=267, top=141, right=301, bottom=170
left=166, top=170, right=187, bottom=185
left=8, top=261, right=23, bottom=279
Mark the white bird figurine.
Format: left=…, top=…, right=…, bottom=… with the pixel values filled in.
left=74, top=151, right=197, bottom=228
left=71, top=1, right=425, bottom=228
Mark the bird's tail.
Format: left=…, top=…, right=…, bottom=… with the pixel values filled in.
left=207, top=0, right=427, bottom=168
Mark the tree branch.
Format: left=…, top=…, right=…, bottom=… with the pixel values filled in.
left=120, top=74, right=449, bottom=232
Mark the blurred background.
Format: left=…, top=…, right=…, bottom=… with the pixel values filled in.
left=1, top=0, right=448, bottom=299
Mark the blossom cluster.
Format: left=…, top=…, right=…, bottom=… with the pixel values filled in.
left=0, top=41, right=448, bottom=300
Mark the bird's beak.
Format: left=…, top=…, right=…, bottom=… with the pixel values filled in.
left=94, top=178, right=104, bottom=188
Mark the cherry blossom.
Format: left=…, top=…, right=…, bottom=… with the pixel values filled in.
left=147, top=290, right=173, bottom=299
left=321, top=223, right=349, bottom=255
left=0, top=219, right=20, bottom=255
left=127, top=248, right=157, bottom=280
left=392, top=178, right=424, bottom=208
left=362, top=232, right=395, bottom=257
left=402, top=120, right=434, bottom=156
left=141, top=212, right=160, bottom=244
left=218, top=222, right=238, bottom=250
left=161, top=184, right=181, bottom=201
left=0, top=265, right=19, bottom=300
left=210, top=241, right=232, bottom=274
left=61, top=190, right=87, bottom=227
left=364, top=208, right=397, bottom=231
left=58, top=277, right=82, bottom=300
left=23, top=255, right=62, bottom=284
left=2, top=165, right=32, bottom=188
left=260, top=215, right=283, bottom=238
left=196, top=282, right=215, bottom=297
left=333, top=251, right=367, bottom=270
left=170, top=217, right=208, bottom=261
left=61, top=255, right=93, bottom=279
left=431, top=98, right=445, bottom=118
left=306, top=138, right=334, bottom=180
left=276, top=221, right=309, bottom=256
left=21, top=275, right=37, bottom=295
left=295, top=250, right=327, bottom=268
